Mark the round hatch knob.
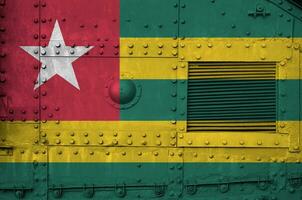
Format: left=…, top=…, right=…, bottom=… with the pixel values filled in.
left=109, top=80, right=136, bottom=105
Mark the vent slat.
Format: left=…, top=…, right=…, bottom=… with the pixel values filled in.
left=187, top=62, right=276, bottom=132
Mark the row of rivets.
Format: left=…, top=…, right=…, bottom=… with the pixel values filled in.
left=181, top=138, right=282, bottom=146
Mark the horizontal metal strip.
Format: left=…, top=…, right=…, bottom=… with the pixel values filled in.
left=188, top=97, right=275, bottom=102
left=187, top=93, right=275, bottom=99
left=187, top=84, right=276, bottom=89
left=189, top=72, right=276, bottom=76
left=187, top=101, right=275, bottom=107
left=0, top=147, right=300, bottom=163
left=190, top=63, right=276, bottom=66
left=188, top=110, right=275, bottom=115
left=187, top=116, right=275, bottom=120
left=187, top=80, right=276, bottom=84
left=187, top=121, right=276, bottom=125
left=187, top=127, right=276, bottom=131
left=188, top=86, right=275, bottom=92
left=188, top=90, right=275, bottom=95
left=189, top=75, right=276, bottom=79
left=187, top=122, right=276, bottom=126
left=189, top=66, right=276, bottom=70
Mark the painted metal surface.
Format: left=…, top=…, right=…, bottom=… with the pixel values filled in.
left=0, top=0, right=302, bottom=199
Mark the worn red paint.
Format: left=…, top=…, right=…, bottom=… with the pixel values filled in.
left=1, top=0, right=120, bottom=121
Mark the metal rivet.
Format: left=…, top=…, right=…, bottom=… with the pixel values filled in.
left=99, top=139, right=104, bottom=145
left=158, top=43, right=163, bottom=48
left=280, top=123, right=286, bottom=128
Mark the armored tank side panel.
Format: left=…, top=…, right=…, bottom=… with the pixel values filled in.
left=0, top=0, right=302, bottom=199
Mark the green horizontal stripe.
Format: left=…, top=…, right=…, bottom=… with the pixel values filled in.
left=120, top=79, right=179, bottom=120
left=1, top=163, right=302, bottom=199
left=120, top=80, right=300, bottom=121
left=120, top=0, right=179, bottom=37
left=121, top=0, right=302, bottom=37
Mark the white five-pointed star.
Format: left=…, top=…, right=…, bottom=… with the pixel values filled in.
left=21, top=20, right=93, bottom=90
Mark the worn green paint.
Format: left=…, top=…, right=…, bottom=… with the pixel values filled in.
left=120, top=79, right=300, bottom=121
left=0, top=163, right=302, bottom=199
left=120, top=0, right=179, bottom=37
left=120, top=79, right=178, bottom=120
left=120, top=0, right=302, bottom=37
left=278, top=79, right=301, bottom=121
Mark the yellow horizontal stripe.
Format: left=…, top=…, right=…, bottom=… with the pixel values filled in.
left=177, top=121, right=300, bottom=148
left=120, top=58, right=178, bottom=79
left=0, top=121, right=300, bottom=163
left=1, top=121, right=299, bottom=148
left=120, top=38, right=301, bottom=79
left=0, top=146, right=301, bottom=163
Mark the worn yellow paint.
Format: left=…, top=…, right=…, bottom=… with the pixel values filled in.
left=120, top=58, right=178, bottom=79
left=1, top=121, right=300, bottom=148
left=120, top=38, right=178, bottom=58
left=183, top=148, right=302, bottom=163
left=1, top=121, right=177, bottom=147
left=1, top=145, right=301, bottom=163
left=0, top=122, right=39, bottom=146
left=0, top=145, right=47, bottom=163
left=121, top=38, right=301, bottom=79
left=40, top=121, right=176, bottom=131
left=177, top=121, right=300, bottom=148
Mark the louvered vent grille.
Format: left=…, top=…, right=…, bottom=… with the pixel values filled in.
left=187, top=62, right=276, bottom=132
